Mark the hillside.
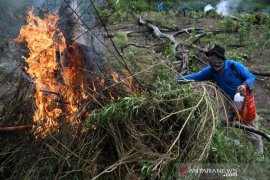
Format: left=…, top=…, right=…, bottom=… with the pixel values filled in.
left=0, top=0, right=270, bottom=179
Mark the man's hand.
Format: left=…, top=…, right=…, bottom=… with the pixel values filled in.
left=237, top=84, right=246, bottom=95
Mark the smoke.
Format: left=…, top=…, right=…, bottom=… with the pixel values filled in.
left=216, top=0, right=241, bottom=16
left=204, top=4, right=215, bottom=13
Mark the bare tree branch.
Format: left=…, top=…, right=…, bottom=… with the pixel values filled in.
left=251, top=71, right=270, bottom=77
left=227, top=122, right=270, bottom=141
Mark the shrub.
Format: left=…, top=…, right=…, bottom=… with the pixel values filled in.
left=218, top=18, right=239, bottom=32
left=145, top=11, right=176, bottom=29
left=112, top=32, right=128, bottom=49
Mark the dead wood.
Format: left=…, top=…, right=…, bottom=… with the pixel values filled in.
left=179, top=49, right=189, bottom=75
left=191, top=30, right=223, bottom=43
left=251, top=71, right=270, bottom=77
left=98, top=30, right=152, bottom=38
left=174, top=28, right=203, bottom=36
left=138, top=16, right=210, bottom=74
left=194, top=55, right=208, bottom=66
left=229, top=15, right=240, bottom=21
left=138, top=16, right=178, bottom=44
left=227, top=122, right=270, bottom=141
left=126, top=42, right=161, bottom=49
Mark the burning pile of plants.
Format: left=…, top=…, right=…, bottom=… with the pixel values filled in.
left=0, top=6, right=226, bottom=180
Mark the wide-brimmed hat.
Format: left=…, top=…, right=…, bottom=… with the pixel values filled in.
left=205, top=45, right=226, bottom=60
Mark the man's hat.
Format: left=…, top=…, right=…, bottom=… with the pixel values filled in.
left=205, top=45, right=226, bottom=60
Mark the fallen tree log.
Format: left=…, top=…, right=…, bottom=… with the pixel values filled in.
left=138, top=16, right=209, bottom=74
left=138, top=16, right=178, bottom=44
left=138, top=17, right=209, bottom=53
left=174, top=28, right=203, bottom=36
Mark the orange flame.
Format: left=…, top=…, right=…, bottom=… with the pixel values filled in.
left=111, top=71, right=120, bottom=83
left=17, top=10, right=139, bottom=138
left=17, top=10, right=88, bottom=138
left=123, top=70, right=133, bottom=90
left=123, top=70, right=140, bottom=95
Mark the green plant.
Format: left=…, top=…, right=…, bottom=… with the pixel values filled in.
left=145, top=11, right=176, bottom=29
left=207, top=129, right=258, bottom=163
left=128, top=0, right=148, bottom=12
left=112, top=32, right=129, bottom=49
left=205, top=9, right=219, bottom=19
left=164, top=43, right=176, bottom=61
left=226, top=51, right=246, bottom=63
left=245, top=47, right=253, bottom=60
left=218, top=18, right=239, bottom=32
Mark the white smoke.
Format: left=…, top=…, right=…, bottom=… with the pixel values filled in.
left=216, top=0, right=241, bottom=17
left=204, top=4, right=215, bottom=13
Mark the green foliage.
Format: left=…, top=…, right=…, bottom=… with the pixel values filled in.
left=245, top=47, right=254, bottom=60
left=217, top=14, right=270, bottom=48
left=218, top=18, right=239, bottom=32
left=226, top=51, right=246, bottom=63
left=146, top=11, right=176, bottom=29
left=188, top=49, right=200, bottom=72
left=177, top=1, right=209, bottom=11
left=100, top=9, right=133, bottom=25
left=140, top=160, right=155, bottom=177
left=112, top=32, right=128, bottom=49
left=86, top=72, right=203, bottom=126
left=84, top=75, right=219, bottom=178
left=110, top=11, right=128, bottom=24
left=123, top=46, right=141, bottom=60
left=104, top=0, right=116, bottom=7
left=152, top=75, right=193, bottom=99
left=130, top=0, right=148, bottom=11
left=163, top=43, right=176, bottom=60
left=205, top=9, right=219, bottom=19
left=240, top=14, right=257, bottom=24
left=87, top=96, right=146, bottom=125
left=189, top=11, right=203, bottom=19
left=251, top=2, right=269, bottom=12
left=121, top=46, right=159, bottom=84
left=208, top=129, right=259, bottom=163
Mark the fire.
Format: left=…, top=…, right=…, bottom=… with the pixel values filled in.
left=123, top=70, right=132, bottom=90
left=17, top=10, right=88, bottom=138
left=111, top=71, right=120, bottom=83
left=17, top=10, right=140, bottom=138
left=112, top=70, right=139, bottom=95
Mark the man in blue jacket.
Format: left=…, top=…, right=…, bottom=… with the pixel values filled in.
left=177, top=45, right=264, bottom=157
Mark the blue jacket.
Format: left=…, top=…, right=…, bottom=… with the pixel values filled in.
left=177, top=60, right=255, bottom=99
